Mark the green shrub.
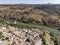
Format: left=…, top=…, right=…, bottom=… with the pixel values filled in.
left=50, top=32, right=55, bottom=37
left=41, top=32, right=47, bottom=45
left=0, top=32, right=4, bottom=39
left=50, top=32, right=59, bottom=45
left=42, top=37, right=47, bottom=45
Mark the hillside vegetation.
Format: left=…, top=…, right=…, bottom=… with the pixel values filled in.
left=0, top=4, right=60, bottom=27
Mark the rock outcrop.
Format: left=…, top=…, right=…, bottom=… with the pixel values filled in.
left=0, top=26, right=55, bottom=45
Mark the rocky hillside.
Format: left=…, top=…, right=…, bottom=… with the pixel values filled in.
left=0, top=4, right=59, bottom=45
left=0, top=26, right=58, bottom=45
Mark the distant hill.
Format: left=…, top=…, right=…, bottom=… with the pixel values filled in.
left=0, top=4, right=60, bottom=27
